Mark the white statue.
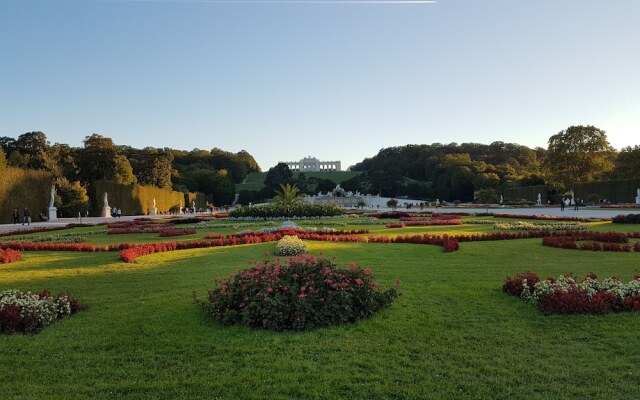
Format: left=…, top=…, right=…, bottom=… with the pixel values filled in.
left=537, top=193, right=542, bottom=205
left=152, top=198, right=156, bottom=208
left=49, top=185, right=56, bottom=208
left=103, top=192, right=109, bottom=208
left=637, top=187, right=640, bottom=198
left=499, top=194, right=503, bottom=204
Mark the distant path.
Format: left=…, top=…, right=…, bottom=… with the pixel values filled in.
left=1, top=206, right=638, bottom=234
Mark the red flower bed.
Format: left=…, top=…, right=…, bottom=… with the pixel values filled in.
left=158, top=228, right=196, bottom=237
left=367, top=233, right=459, bottom=252
left=203, top=233, right=224, bottom=240
left=0, top=248, right=22, bottom=264
left=431, top=212, right=471, bottom=219
left=386, top=223, right=405, bottom=228
left=369, top=212, right=411, bottom=219
left=403, top=219, right=462, bottom=226
left=502, top=271, right=540, bottom=296
left=542, top=231, right=640, bottom=252
left=108, top=223, right=175, bottom=234
left=1, top=242, right=112, bottom=252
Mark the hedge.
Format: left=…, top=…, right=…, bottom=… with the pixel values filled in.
left=572, top=178, right=640, bottom=204
left=93, top=181, right=205, bottom=216
left=503, top=184, right=547, bottom=204
left=0, top=167, right=54, bottom=224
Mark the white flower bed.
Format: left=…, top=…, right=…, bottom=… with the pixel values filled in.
left=521, top=275, right=640, bottom=303
left=0, top=289, right=78, bottom=334
left=275, top=235, right=307, bottom=256
left=494, top=221, right=588, bottom=231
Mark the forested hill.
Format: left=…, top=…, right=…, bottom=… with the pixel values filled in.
left=344, top=142, right=547, bottom=201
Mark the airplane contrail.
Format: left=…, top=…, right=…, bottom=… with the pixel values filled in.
left=63, top=0, right=436, bottom=4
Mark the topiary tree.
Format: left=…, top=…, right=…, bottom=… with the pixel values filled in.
left=386, top=198, right=398, bottom=209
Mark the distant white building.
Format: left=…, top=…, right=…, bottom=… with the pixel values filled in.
left=283, top=156, right=341, bottom=172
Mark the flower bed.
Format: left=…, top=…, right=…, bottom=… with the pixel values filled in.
left=203, top=254, right=400, bottom=331
left=491, top=213, right=606, bottom=222
left=0, top=248, right=22, bottom=264
left=108, top=223, right=175, bottom=234
left=158, top=228, right=196, bottom=237
left=0, top=234, right=88, bottom=244
left=503, top=272, right=640, bottom=314
left=275, top=235, right=307, bottom=256
left=368, top=212, right=411, bottom=219
left=0, top=226, right=71, bottom=238
left=0, top=289, right=81, bottom=334
left=493, top=221, right=588, bottom=231
left=542, top=231, right=640, bottom=252
left=612, top=214, right=640, bottom=224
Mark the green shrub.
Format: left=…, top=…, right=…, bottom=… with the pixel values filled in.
left=229, top=203, right=343, bottom=218
left=205, top=255, right=399, bottom=331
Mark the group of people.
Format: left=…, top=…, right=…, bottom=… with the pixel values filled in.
left=111, top=207, right=123, bottom=218
left=12, top=207, right=31, bottom=225
left=559, top=199, right=580, bottom=212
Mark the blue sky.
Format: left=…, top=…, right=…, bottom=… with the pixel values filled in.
left=1, top=0, right=639, bottom=171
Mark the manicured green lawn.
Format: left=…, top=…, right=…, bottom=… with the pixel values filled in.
left=1, top=221, right=639, bottom=399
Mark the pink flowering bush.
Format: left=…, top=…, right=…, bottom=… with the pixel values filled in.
left=205, top=255, right=400, bottom=331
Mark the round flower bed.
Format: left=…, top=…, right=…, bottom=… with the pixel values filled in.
left=205, top=255, right=400, bottom=331
left=275, top=235, right=307, bottom=256
left=0, top=289, right=81, bottom=334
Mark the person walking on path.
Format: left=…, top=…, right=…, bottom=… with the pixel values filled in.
left=22, top=208, right=30, bottom=225
left=574, top=201, right=579, bottom=212
left=12, top=208, right=20, bottom=224
left=560, top=200, right=565, bottom=212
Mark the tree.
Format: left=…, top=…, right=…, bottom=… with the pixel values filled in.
left=386, top=198, right=398, bottom=209
left=15, top=131, right=52, bottom=170
left=76, top=134, right=119, bottom=184
left=0, top=148, right=6, bottom=169
left=609, top=145, right=640, bottom=179
left=272, top=183, right=303, bottom=207
left=476, top=188, right=497, bottom=212
left=236, top=150, right=261, bottom=173
left=113, top=155, right=137, bottom=185
left=543, top=125, right=615, bottom=188
left=136, top=149, right=173, bottom=189
left=56, top=178, right=89, bottom=217
left=264, top=163, right=293, bottom=191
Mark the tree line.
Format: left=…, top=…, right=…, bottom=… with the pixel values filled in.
left=0, top=132, right=260, bottom=215
left=339, top=126, right=639, bottom=202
